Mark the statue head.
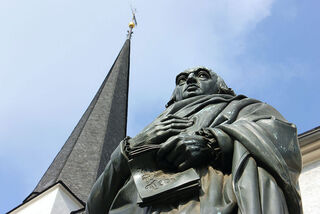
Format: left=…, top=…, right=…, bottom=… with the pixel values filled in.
left=166, top=67, right=235, bottom=107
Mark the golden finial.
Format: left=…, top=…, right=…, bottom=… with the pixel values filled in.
left=129, top=21, right=135, bottom=29
left=127, top=7, right=137, bottom=39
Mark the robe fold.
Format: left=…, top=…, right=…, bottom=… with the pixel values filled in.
left=86, top=94, right=302, bottom=214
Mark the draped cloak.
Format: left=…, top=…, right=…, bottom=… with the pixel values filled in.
left=86, top=94, right=302, bottom=214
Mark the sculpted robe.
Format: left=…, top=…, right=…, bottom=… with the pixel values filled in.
left=86, top=94, right=302, bottom=214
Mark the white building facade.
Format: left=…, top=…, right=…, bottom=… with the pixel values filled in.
left=299, top=126, right=320, bottom=213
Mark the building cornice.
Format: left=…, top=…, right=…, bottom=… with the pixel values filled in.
left=298, top=126, right=320, bottom=167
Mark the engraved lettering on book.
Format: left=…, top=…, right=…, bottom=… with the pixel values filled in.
left=128, top=144, right=200, bottom=204
left=141, top=170, right=176, bottom=190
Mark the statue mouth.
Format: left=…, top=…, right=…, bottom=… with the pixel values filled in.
left=185, top=84, right=199, bottom=91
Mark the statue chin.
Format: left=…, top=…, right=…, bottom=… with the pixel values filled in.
left=183, top=91, right=202, bottom=99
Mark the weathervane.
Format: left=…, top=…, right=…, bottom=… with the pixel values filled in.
left=127, top=6, right=138, bottom=40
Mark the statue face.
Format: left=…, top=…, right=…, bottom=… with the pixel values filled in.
left=174, top=68, right=218, bottom=101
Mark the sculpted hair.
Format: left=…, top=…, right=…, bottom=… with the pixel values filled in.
left=166, top=67, right=235, bottom=108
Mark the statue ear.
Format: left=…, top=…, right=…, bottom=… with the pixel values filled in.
left=216, top=76, right=236, bottom=96
left=166, top=88, right=177, bottom=108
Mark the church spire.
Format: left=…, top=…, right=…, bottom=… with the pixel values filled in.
left=24, top=35, right=131, bottom=205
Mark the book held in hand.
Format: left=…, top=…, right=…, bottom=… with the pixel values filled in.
left=127, top=144, right=200, bottom=206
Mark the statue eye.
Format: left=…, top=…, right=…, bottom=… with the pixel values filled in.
left=198, top=72, right=209, bottom=79
left=178, top=78, right=186, bottom=85
left=177, top=76, right=187, bottom=85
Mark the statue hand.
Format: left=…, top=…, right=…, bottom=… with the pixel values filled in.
left=157, top=133, right=214, bottom=171
left=129, top=115, right=193, bottom=148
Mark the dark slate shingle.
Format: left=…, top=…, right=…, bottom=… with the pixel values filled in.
left=24, top=39, right=131, bottom=204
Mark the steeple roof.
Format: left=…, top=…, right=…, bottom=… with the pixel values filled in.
left=25, top=39, right=131, bottom=204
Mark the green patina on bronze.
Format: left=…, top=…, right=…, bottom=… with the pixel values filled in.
left=86, top=67, right=302, bottom=214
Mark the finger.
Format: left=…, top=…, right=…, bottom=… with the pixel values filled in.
left=161, top=118, right=191, bottom=125
left=158, top=128, right=183, bottom=139
left=157, top=137, right=179, bottom=158
left=157, top=158, right=175, bottom=170
left=161, top=123, right=192, bottom=131
left=165, top=144, right=185, bottom=163
left=185, top=144, right=201, bottom=152
left=173, top=154, right=185, bottom=168
left=178, top=159, right=192, bottom=171
left=160, top=114, right=186, bottom=122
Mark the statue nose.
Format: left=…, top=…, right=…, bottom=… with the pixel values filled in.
left=186, top=73, right=197, bottom=84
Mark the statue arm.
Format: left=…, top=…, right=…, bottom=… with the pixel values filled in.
left=86, top=140, right=130, bottom=214
left=202, top=101, right=301, bottom=174
left=209, top=102, right=302, bottom=213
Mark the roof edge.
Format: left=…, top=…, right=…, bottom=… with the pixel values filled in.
left=8, top=181, right=85, bottom=214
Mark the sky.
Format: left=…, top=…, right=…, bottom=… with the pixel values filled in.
left=1, top=0, right=319, bottom=212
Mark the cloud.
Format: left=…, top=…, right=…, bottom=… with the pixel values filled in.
left=212, top=0, right=274, bottom=35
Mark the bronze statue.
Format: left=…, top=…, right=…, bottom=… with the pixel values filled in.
left=86, top=67, right=302, bottom=214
